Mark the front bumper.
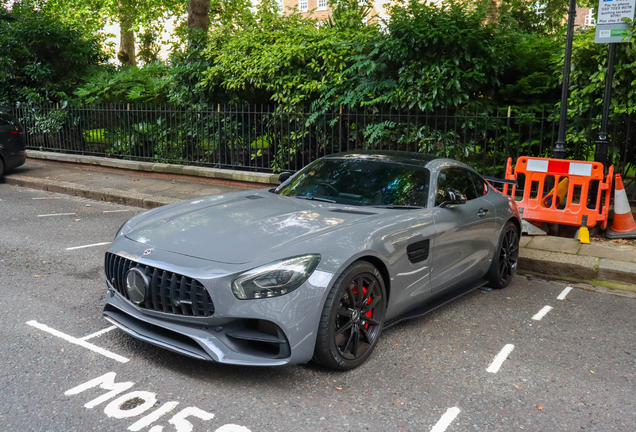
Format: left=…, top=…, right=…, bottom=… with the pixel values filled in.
left=102, top=242, right=334, bottom=366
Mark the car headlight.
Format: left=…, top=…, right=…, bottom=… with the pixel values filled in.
left=232, top=254, right=321, bottom=300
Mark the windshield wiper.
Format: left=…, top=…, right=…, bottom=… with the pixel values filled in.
left=295, top=195, right=337, bottom=203
left=373, top=204, right=424, bottom=209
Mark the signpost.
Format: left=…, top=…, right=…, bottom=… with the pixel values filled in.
left=593, top=0, right=634, bottom=169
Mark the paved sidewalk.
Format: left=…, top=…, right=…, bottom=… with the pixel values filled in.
left=4, top=158, right=636, bottom=292
left=4, top=159, right=245, bottom=208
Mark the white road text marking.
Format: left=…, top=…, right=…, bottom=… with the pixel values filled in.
left=26, top=320, right=129, bottom=363
left=37, top=212, right=76, bottom=217
left=557, top=287, right=573, bottom=300
left=430, top=407, right=461, bottom=432
left=487, top=344, right=515, bottom=373
left=128, top=402, right=179, bottom=431
left=532, top=305, right=553, bottom=321
left=65, top=372, right=244, bottom=432
left=79, top=326, right=117, bottom=341
left=66, top=242, right=111, bottom=251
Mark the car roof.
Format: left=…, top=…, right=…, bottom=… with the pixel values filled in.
left=321, top=151, right=483, bottom=176
left=322, top=151, right=442, bottom=167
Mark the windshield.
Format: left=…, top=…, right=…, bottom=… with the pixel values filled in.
left=276, top=158, right=430, bottom=207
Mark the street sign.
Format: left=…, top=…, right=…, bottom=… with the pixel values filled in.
left=595, top=23, right=632, bottom=42
left=594, top=0, right=635, bottom=43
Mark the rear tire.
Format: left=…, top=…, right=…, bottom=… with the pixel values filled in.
left=0, top=157, right=4, bottom=180
left=486, top=221, right=519, bottom=289
left=312, top=261, right=386, bottom=370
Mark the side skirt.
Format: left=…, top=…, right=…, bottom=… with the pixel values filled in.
left=384, top=278, right=488, bottom=329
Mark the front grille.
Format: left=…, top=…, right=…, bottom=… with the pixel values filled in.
left=105, top=252, right=214, bottom=317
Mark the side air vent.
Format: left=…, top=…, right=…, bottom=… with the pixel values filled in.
left=406, top=239, right=430, bottom=264
left=330, top=209, right=377, bottom=216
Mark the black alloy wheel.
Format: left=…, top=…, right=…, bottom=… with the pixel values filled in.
left=334, top=274, right=383, bottom=360
left=313, top=261, right=386, bottom=370
left=487, top=221, right=519, bottom=289
left=499, top=226, right=519, bottom=282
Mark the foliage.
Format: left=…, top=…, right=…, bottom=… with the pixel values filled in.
left=494, top=32, right=561, bottom=107
left=566, top=28, right=636, bottom=116
left=0, top=2, right=107, bottom=105
left=74, top=63, right=170, bottom=104
left=558, top=27, right=636, bottom=173
left=497, top=0, right=570, bottom=34
left=317, top=0, right=511, bottom=113
left=42, top=0, right=185, bottom=36
left=200, top=0, right=369, bottom=108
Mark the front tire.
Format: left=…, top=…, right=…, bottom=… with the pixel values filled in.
left=313, top=261, right=386, bottom=370
left=486, top=221, right=520, bottom=289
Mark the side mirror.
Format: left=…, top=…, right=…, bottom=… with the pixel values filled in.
left=439, top=189, right=467, bottom=208
left=278, top=171, right=291, bottom=183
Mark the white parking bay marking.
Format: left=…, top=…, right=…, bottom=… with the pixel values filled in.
left=32, top=196, right=63, bottom=200
left=37, top=212, right=76, bottom=217
left=430, top=407, right=461, bottom=432
left=103, top=209, right=132, bottom=213
left=66, top=242, right=111, bottom=251
left=532, top=305, right=553, bottom=321
left=26, top=320, right=129, bottom=363
left=80, top=326, right=117, bottom=341
left=487, top=344, right=515, bottom=373
left=557, top=286, right=573, bottom=300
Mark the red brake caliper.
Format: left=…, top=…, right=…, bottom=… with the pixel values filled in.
left=352, top=285, right=373, bottom=329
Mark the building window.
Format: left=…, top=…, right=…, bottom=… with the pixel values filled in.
left=317, top=0, right=327, bottom=10
left=276, top=0, right=284, bottom=13
left=584, top=9, right=596, bottom=27
left=299, top=0, right=308, bottom=12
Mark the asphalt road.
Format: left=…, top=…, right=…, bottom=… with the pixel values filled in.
left=1, top=183, right=635, bottom=432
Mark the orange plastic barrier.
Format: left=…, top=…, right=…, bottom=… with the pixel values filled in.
left=503, top=157, right=614, bottom=229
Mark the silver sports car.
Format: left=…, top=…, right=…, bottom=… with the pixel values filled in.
left=103, top=151, right=521, bottom=370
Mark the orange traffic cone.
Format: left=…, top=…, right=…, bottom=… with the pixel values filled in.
left=605, top=174, right=636, bottom=238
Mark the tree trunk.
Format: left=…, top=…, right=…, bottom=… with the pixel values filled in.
left=118, top=0, right=137, bottom=66
left=486, top=0, right=499, bottom=24
left=187, top=0, right=210, bottom=31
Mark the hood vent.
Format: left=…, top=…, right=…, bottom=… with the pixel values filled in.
left=245, top=195, right=262, bottom=200
left=330, top=209, right=377, bottom=216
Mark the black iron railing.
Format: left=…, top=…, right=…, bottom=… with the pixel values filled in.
left=12, top=104, right=636, bottom=177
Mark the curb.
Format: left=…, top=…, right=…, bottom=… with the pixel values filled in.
left=4, top=174, right=182, bottom=209
left=517, top=247, right=636, bottom=289
left=25, top=150, right=280, bottom=186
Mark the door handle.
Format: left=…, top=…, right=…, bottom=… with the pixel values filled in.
left=477, top=208, right=490, bottom=217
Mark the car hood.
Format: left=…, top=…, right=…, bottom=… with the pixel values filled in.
left=125, top=191, right=379, bottom=264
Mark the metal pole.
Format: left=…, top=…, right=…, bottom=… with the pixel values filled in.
left=553, top=0, right=577, bottom=160
left=594, top=43, right=616, bottom=170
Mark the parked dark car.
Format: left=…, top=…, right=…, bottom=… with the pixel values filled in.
left=0, top=108, right=26, bottom=178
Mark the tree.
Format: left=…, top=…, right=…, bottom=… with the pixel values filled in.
left=42, top=0, right=185, bottom=66
left=0, top=2, right=107, bottom=104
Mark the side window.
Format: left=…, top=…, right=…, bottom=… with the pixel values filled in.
left=469, top=171, right=488, bottom=197
left=436, top=168, right=479, bottom=206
